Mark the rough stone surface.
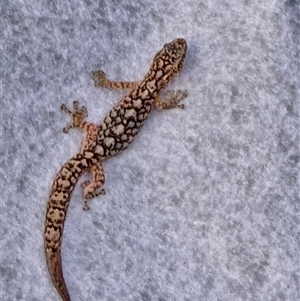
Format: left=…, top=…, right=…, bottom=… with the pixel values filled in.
left=1, top=1, right=299, bottom=300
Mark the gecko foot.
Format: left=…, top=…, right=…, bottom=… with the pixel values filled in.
left=155, top=90, right=188, bottom=110
left=92, top=70, right=107, bottom=88
left=61, top=100, right=88, bottom=133
left=82, top=189, right=106, bottom=210
left=81, top=180, right=106, bottom=210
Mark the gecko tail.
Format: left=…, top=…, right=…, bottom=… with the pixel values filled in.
left=46, top=250, right=71, bottom=301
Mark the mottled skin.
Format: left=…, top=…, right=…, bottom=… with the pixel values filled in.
left=44, top=38, right=187, bottom=301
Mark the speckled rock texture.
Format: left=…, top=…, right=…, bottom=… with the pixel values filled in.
left=1, top=1, right=299, bottom=300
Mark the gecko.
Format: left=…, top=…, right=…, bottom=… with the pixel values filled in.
left=44, top=38, right=187, bottom=301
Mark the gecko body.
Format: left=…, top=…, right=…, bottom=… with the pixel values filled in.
left=44, top=38, right=187, bottom=301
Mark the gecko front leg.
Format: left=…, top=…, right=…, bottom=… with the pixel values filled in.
left=93, top=70, right=187, bottom=111
left=92, top=70, right=139, bottom=90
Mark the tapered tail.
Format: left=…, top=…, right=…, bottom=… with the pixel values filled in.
left=46, top=250, right=71, bottom=301
left=44, top=153, right=90, bottom=301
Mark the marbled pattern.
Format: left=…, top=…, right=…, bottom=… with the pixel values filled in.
left=44, top=39, right=187, bottom=301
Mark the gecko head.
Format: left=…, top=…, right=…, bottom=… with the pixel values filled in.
left=163, top=38, right=187, bottom=71
left=152, top=38, right=187, bottom=85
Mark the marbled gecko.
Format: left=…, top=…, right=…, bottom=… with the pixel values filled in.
left=44, top=38, right=187, bottom=301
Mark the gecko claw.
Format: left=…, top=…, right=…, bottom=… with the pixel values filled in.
left=61, top=100, right=88, bottom=132
left=82, top=189, right=106, bottom=210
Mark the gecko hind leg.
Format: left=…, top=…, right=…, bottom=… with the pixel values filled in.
left=154, top=90, right=187, bottom=110
left=92, top=70, right=138, bottom=90
left=61, top=100, right=88, bottom=133
left=81, top=160, right=106, bottom=210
